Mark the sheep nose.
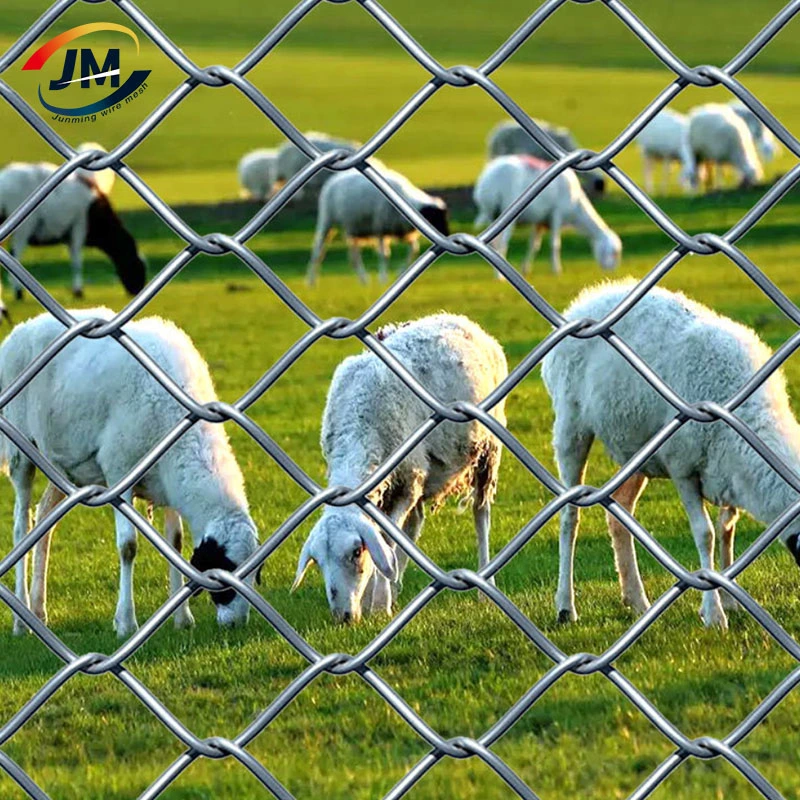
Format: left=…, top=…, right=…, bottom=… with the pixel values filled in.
left=341, top=611, right=353, bottom=625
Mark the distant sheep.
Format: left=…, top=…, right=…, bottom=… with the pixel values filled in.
left=293, top=314, right=507, bottom=623
left=728, top=101, right=780, bottom=163
left=0, top=310, right=260, bottom=636
left=683, top=103, right=764, bottom=190
left=306, top=162, right=450, bottom=285
left=542, top=281, right=800, bottom=630
left=487, top=119, right=605, bottom=195
left=0, top=161, right=145, bottom=304
left=634, top=109, right=694, bottom=194
left=238, top=148, right=278, bottom=201
left=473, top=155, right=621, bottom=275
left=272, top=131, right=360, bottom=198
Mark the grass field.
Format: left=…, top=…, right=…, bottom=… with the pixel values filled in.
left=1, top=2, right=800, bottom=799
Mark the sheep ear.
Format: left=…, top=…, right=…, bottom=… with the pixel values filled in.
left=362, top=527, right=398, bottom=582
left=291, top=539, right=316, bottom=592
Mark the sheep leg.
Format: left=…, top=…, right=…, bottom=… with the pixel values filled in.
left=404, top=236, right=420, bottom=269
left=553, top=420, right=594, bottom=623
left=69, top=218, right=86, bottom=298
left=718, top=505, right=740, bottom=611
left=642, top=153, right=654, bottom=195
left=673, top=475, right=727, bottom=630
left=348, top=241, right=369, bottom=285
left=9, top=235, right=28, bottom=300
left=305, top=224, right=334, bottom=286
left=376, top=237, right=390, bottom=284
left=606, top=472, right=651, bottom=614
left=520, top=227, right=543, bottom=276
left=113, top=488, right=139, bottom=637
left=367, top=488, right=423, bottom=613
left=10, top=458, right=35, bottom=636
left=165, top=508, right=195, bottom=629
left=491, top=221, right=515, bottom=280
left=661, top=159, right=671, bottom=194
left=549, top=211, right=563, bottom=275
left=389, top=501, right=425, bottom=607
left=30, top=482, right=65, bottom=626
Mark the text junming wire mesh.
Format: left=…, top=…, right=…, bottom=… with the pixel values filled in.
left=2, top=0, right=800, bottom=797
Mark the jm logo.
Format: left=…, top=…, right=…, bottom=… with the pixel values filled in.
left=23, top=23, right=151, bottom=117
left=49, top=47, right=121, bottom=91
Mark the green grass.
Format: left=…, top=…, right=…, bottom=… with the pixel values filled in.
left=1, top=1, right=800, bottom=798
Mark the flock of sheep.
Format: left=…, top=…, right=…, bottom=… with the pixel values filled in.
left=0, top=98, right=794, bottom=638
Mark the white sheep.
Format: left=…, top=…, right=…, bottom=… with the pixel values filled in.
left=728, top=100, right=780, bottom=163
left=237, top=148, right=278, bottom=201
left=634, top=108, right=694, bottom=194
left=76, top=142, right=116, bottom=197
left=487, top=119, right=605, bottom=195
left=541, top=280, right=800, bottom=630
left=306, top=162, right=450, bottom=285
left=0, top=309, right=259, bottom=637
left=473, top=155, right=621, bottom=276
left=683, top=103, right=764, bottom=190
left=272, top=131, right=360, bottom=198
left=0, top=161, right=145, bottom=303
left=292, top=314, right=507, bottom=623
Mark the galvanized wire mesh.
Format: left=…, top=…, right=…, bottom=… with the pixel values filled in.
left=1, top=0, right=800, bottom=797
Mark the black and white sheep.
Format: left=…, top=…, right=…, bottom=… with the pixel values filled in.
left=272, top=131, right=360, bottom=198
left=0, top=161, right=145, bottom=303
left=306, top=162, right=450, bottom=285
left=0, top=309, right=259, bottom=637
left=473, top=155, right=621, bottom=275
left=292, top=314, right=507, bottom=623
left=487, top=119, right=605, bottom=196
left=541, top=281, right=800, bottom=630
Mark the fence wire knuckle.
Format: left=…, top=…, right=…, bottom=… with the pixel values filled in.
left=0, top=0, right=798, bottom=797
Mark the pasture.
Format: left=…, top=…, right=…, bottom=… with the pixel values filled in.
left=2, top=1, right=800, bottom=798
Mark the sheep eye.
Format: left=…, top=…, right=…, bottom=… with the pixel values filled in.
left=351, top=545, right=364, bottom=562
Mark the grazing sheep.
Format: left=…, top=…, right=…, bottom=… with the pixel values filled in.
left=237, top=148, right=278, bottom=201
left=728, top=101, right=780, bottom=163
left=683, top=103, right=764, bottom=190
left=487, top=119, right=605, bottom=195
left=541, top=280, right=800, bottom=630
left=306, top=162, right=450, bottom=285
left=0, top=309, right=259, bottom=637
left=0, top=161, right=146, bottom=302
left=473, top=155, right=621, bottom=276
left=634, top=109, right=694, bottom=194
left=272, top=131, right=360, bottom=198
left=292, top=314, right=507, bottom=623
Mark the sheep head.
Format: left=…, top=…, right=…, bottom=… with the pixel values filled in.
left=191, top=516, right=259, bottom=628
left=593, top=229, right=622, bottom=271
left=293, top=509, right=398, bottom=624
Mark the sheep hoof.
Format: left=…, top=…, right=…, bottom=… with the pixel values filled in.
left=557, top=608, right=576, bottom=625
left=622, top=595, right=651, bottom=615
left=72, top=288, right=84, bottom=299
left=13, top=289, right=22, bottom=301
left=113, top=617, right=139, bottom=638
left=12, top=620, right=29, bottom=636
left=721, top=591, right=740, bottom=611
left=700, top=605, right=728, bottom=631
left=174, top=611, right=195, bottom=630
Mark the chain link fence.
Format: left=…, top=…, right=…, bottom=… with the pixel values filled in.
left=1, top=0, right=800, bottom=797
